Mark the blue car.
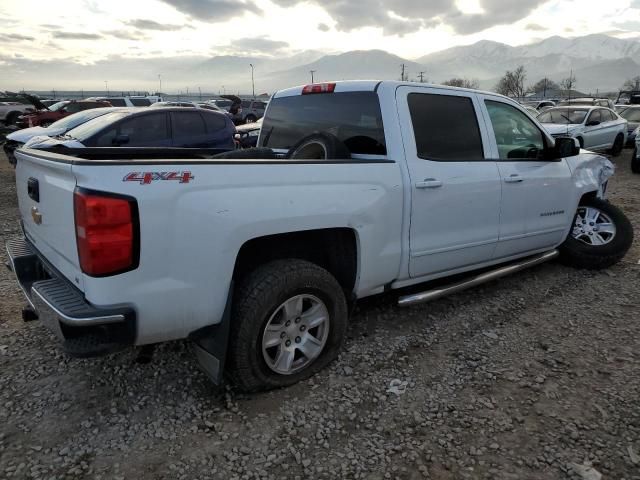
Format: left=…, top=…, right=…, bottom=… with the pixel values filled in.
left=23, top=108, right=236, bottom=150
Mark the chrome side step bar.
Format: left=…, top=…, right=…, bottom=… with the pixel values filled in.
left=397, top=250, right=559, bottom=307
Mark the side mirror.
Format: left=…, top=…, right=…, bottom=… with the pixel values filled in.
left=553, top=136, right=580, bottom=158
left=112, top=133, right=130, bottom=146
left=586, top=120, right=600, bottom=126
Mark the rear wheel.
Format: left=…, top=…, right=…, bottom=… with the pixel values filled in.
left=40, top=121, right=53, bottom=128
left=609, top=133, right=624, bottom=157
left=559, top=197, right=633, bottom=269
left=632, top=147, right=640, bottom=174
left=576, top=137, right=585, bottom=149
left=286, top=132, right=351, bottom=160
left=244, top=114, right=257, bottom=123
left=227, top=259, right=348, bottom=392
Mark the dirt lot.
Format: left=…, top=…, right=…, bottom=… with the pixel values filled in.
left=0, top=150, right=639, bottom=480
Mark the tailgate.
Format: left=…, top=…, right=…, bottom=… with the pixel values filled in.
left=15, top=149, right=84, bottom=291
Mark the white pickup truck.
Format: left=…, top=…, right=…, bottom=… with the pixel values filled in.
left=6, top=81, right=633, bottom=392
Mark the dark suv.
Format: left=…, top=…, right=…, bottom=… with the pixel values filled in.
left=16, top=100, right=111, bottom=128
left=25, top=108, right=237, bottom=150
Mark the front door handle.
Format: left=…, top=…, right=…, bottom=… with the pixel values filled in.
left=504, top=174, right=523, bottom=183
left=416, top=178, right=443, bottom=189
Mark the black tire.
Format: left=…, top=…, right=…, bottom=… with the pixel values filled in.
left=227, top=259, right=348, bottom=392
left=559, top=197, right=633, bottom=269
left=5, top=112, right=20, bottom=126
left=40, top=121, right=53, bottom=128
left=286, top=132, right=351, bottom=160
left=576, top=137, right=584, bottom=149
left=609, top=133, right=624, bottom=157
left=632, top=148, right=640, bottom=174
left=244, top=114, right=257, bottom=123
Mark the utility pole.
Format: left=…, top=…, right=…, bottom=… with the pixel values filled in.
left=310, top=70, right=316, bottom=83
left=158, top=74, right=162, bottom=94
left=400, top=64, right=407, bottom=82
left=543, top=77, right=547, bottom=98
left=418, top=71, right=425, bottom=83
left=104, top=80, right=109, bottom=96
left=186, top=87, right=189, bottom=98
left=198, top=87, right=202, bottom=100
left=249, top=63, right=255, bottom=98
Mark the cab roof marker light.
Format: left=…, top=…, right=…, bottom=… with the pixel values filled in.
left=302, top=83, right=337, bottom=95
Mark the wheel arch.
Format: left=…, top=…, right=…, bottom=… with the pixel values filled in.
left=232, top=227, right=360, bottom=298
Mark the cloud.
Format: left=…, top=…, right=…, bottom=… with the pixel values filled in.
left=104, top=30, right=148, bottom=40
left=318, top=23, right=330, bottom=32
left=631, top=0, right=640, bottom=7
left=444, top=0, right=550, bottom=34
left=0, top=33, right=35, bottom=42
left=125, top=19, right=187, bottom=31
left=40, top=24, right=62, bottom=30
left=525, top=23, right=546, bottom=31
left=52, top=32, right=102, bottom=40
left=233, top=37, right=290, bottom=53
left=613, top=20, right=640, bottom=31
left=158, top=0, right=259, bottom=21
left=270, top=0, right=551, bottom=35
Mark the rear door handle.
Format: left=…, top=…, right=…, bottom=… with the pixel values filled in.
left=504, top=174, right=523, bottom=183
left=415, top=178, right=443, bottom=189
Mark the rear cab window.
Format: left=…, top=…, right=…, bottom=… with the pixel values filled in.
left=259, top=91, right=386, bottom=156
left=130, top=98, right=151, bottom=107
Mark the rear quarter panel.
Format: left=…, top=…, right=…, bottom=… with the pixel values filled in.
left=72, top=160, right=404, bottom=344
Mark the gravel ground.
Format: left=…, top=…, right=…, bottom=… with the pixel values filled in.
left=0, top=150, right=639, bottom=480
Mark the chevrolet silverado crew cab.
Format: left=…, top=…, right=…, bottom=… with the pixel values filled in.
left=6, top=81, right=633, bottom=392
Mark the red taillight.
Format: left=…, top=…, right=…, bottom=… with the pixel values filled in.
left=74, top=190, right=138, bottom=276
left=302, top=83, right=336, bottom=94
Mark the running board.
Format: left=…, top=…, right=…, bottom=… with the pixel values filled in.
left=397, top=250, right=559, bottom=307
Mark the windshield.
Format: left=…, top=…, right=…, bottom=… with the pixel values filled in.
left=48, top=101, right=69, bottom=112
left=537, top=108, right=588, bottom=125
left=65, top=111, right=131, bottom=141
left=620, top=108, right=640, bottom=122
left=48, top=108, right=112, bottom=131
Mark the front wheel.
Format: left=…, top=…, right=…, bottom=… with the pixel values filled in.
left=227, top=259, right=348, bottom=392
left=559, top=197, right=633, bottom=269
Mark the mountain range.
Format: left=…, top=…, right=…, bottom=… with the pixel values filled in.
left=3, top=33, right=639, bottom=94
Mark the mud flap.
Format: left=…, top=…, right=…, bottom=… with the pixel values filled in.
left=190, top=283, right=233, bottom=385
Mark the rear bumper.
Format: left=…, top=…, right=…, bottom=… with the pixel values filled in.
left=5, top=236, right=136, bottom=356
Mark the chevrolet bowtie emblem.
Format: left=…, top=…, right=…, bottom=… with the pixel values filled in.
left=31, top=206, right=42, bottom=225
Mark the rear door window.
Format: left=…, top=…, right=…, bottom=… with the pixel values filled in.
left=203, top=112, right=227, bottom=132
left=65, top=103, right=82, bottom=113
left=260, top=91, right=386, bottom=155
left=92, top=112, right=169, bottom=146
left=408, top=93, right=484, bottom=161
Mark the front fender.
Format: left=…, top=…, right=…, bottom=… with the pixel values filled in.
left=565, top=151, right=614, bottom=199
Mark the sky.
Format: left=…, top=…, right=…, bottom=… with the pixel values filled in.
left=0, top=0, right=639, bottom=92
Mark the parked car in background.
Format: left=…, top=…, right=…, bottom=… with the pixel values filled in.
left=24, top=107, right=235, bottom=150
left=523, top=105, right=540, bottom=116
left=618, top=106, right=640, bottom=146
left=16, top=100, right=111, bottom=128
left=87, top=96, right=154, bottom=107
left=0, top=95, right=43, bottom=125
left=522, top=100, right=555, bottom=111
left=3, top=107, right=125, bottom=165
left=616, top=90, right=640, bottom=105
left=537, top=106, right=626, bottom=154
left=238, top=99, right=268, bottom=123
left=556, top=98, right=615, bottom=109
left=151, top=101, right=234, bottom=119
left=235, top=117, right=262, bottom=148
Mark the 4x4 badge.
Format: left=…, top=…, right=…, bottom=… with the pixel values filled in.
left=123, top=171, right=194, bottom=185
